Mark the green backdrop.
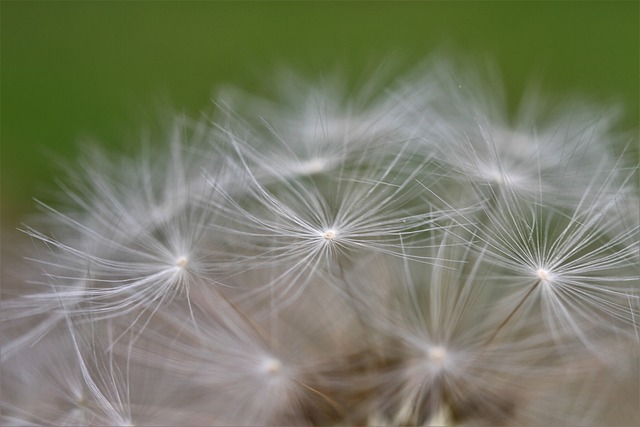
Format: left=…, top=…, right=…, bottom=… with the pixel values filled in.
left=2, top=1, right=638, bottom=225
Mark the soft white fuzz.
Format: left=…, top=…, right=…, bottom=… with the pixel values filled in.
left=2, top=59, right=638, bottom=426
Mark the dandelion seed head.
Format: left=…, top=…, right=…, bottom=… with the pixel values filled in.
left=7, top=58, right=639, bottom=427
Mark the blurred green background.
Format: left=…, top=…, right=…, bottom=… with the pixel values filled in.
left=2, top=1, right=638, bottom=226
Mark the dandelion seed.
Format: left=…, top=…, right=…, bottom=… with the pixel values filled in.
left=205, top=136, right=463, bottom=306
left=472, top=171, right=639, bottom=349
left=2, top=120, right=233, bottom=347
left=343, top=236, right=556, bottom=426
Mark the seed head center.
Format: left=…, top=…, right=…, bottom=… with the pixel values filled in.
left=263, top=357, right=283, bottom=375
left=176, top=256, right=189, bottom=269
left=306, top=158, right=326, bottom=174
left=428, top=345, right=448, bottom=366
left=322, top=229, right=337, bottom=241
left=536, top=268, right=554, bottom=283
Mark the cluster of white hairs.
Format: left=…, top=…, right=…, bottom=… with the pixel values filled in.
left=2, top=59, right=639, bottom=426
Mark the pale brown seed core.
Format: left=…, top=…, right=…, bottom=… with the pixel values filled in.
left=536, top=268, right=553, bottom=282
left=263, top=358, right=282, bottom=374
left=176, top=256, right=189, bottom=268
left=323, top=229, right=336, bottom=240
left=429, top=346, right=447, bottom=365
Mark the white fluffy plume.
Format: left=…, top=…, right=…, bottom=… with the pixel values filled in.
left=2, top=59, right=638, bottom=426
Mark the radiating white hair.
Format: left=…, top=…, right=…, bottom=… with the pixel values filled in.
left=2, top=58, right=638, bottom=426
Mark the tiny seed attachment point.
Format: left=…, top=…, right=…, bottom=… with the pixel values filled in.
left=306, top=158, right=326, bottom=174
left=176, top=256, right=189, bottom=269
left=536, top=268, right=554, bottom=283
left=429, top=345, right=448, bottom=365
left=322, top=229, right=337, bottom=241
left=263, top=357, right=283, bottom=375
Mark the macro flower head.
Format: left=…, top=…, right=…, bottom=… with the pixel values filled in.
left=2, top=58, right=638, bottom=426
